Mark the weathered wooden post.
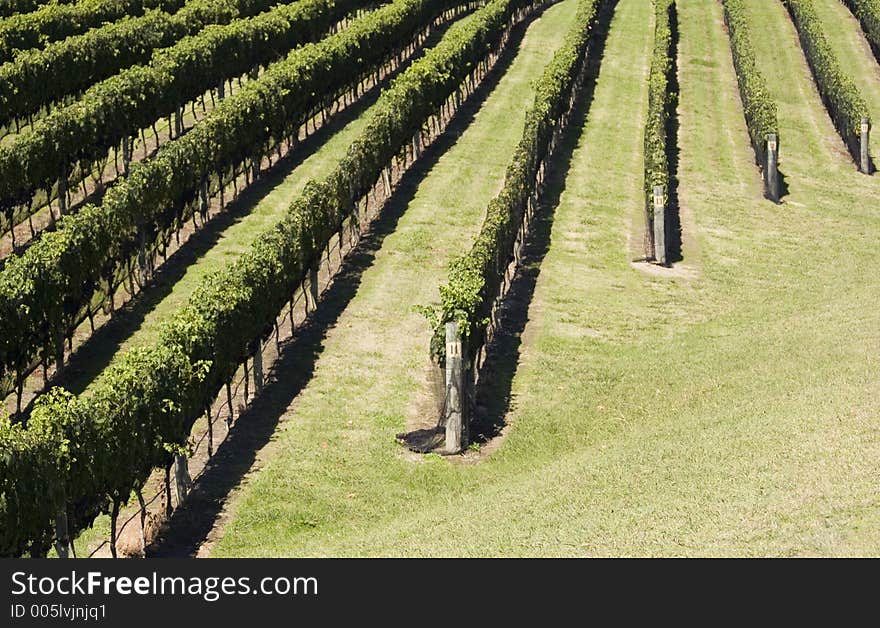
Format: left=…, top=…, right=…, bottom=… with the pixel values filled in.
left=226, top=381, right=234, bottom=426
left=444, top=322, right=467, bottom=453
left=307, top=264, right=319, bottom=311
left=382, top=167, right=392, bottom=198
left=860, top=117, right=871, bottom=175
left=137, top=227, right=149, bottom=285
left=652, top=185, right=667, bottom=266
left=205, top=407, right=214, bottom=457
left=174, top=105, right=183, bottom=138
left=412, top=134, right=421, bottom=160
left=58, top=168, right=68, bottom=216
left=174, top=453, right=191, bottom=504
left=200, top=179, right=209, bottom=219
left=252, top=337, right=264, bottom=394
left=251, top=156, right=260, bottom=182
left=122, top=135, right=131, bottom=176
left=765, top=133, right=779, bottom=202
left=54, top=504, right=69, bottom=558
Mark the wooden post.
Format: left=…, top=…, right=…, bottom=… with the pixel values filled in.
left=174, top=106, right=183, bottom=138
left=164, top=465, right=173, bottom=518
left=205, top=407, right=214, bottom=457
left=381, top=167, right=392, bottom=198
left=860, top=117, right=871, bottom=175
left=243, top=359, right=250, bottom=402
left=54, top=505, right=69, bottom=559
left=122, top=135, right=131, bottom=176
left=652, top=185, right=667, bottom=266
left=226, top=381, right=234, bottom=426
left=252, top=338, right=264, bottom=394
left=444, top=322, right=467, bottom=453
left=412, top=134, right=421, bottom=160
left=138, top=227, right=149, bottom=285
left=200, top=179, right=209, bottom=219
left=58, top=168, right=68, bottom=216
left=136, top=489, right=147, bottom=556
left=174, top=453, right=191, bottom=504
left=109, top=501, right=118, bottom=558
left=765, top=133, right=779, bottom=202
left=307, top=265, right=319, bottom=311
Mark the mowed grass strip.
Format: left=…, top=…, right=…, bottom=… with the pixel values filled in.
left=211, top=0, right=583, bottom=557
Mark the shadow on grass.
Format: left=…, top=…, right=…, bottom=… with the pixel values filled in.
left=777, top=168, right=790, bottom=201
left=146, top=11, right=546, bottom=557
left=665, top=0, right=682, bottom=264
left=468, top=0, right=616, bottom=445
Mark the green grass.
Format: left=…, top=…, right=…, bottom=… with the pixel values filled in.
left=208, top=0, right=880, bottom=557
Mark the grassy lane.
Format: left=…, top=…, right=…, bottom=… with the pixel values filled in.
left=211, top=0, right=583, bottom=557
left=809, top=0, right=880, bottom=157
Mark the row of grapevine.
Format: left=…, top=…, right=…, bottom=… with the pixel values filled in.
left=783, top=0, right=871, bottom=166
left=0, top=0, right=74, bottom=19
left=0, top=0, right=536, bottom=559
left=643, top=0, right=674, bottom=261
left=0, top=0, right=318, bottom=128
left=429, top=0, right=600, bottom=376
left=843, top=0, right=880, bottom=60
left=720, top=0, right=779, bottom=193
left=0, top=0, right=366, bottom=233
left=0, top=0, right=466, bottom=408
left=0, top=0, right=185, bottom=63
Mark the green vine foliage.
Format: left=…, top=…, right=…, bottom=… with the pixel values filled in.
left=430, top=0, right=600, bottom=363
left=0, top=0, right=430, bottom=398
left=0, top=0, right=311, bottom=127
left=0, top=0, right=364, bottom=217
left=0, top=0, right=522, bottom=556
left=844, top=0, right=880, bottom=57
left=721, top=0, right=779, bottom=163
left=643, top=0, right=674, bottom=220
left=0, top=0, right=76, bottom=19
left=0, top=0, right=186, bottom=62
left=784, top=0, right=870, bottom=153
